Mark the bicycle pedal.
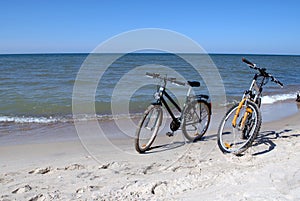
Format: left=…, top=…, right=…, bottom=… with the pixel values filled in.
left=166, top=132, right=174, bottom=137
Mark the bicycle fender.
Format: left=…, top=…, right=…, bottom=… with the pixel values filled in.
left=195, top=94, right=209, bottom=101
left=195, top=94, right=212, bottom=115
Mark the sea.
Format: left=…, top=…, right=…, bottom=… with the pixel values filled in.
left=0, top=53, right=299, bottom=128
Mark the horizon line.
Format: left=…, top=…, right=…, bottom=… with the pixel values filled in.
left=0, top=52, right=300, bottom=56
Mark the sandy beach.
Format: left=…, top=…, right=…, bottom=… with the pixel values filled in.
left=0, top=103, right=299, bottom=201
left=1, top=0, right=300, bottom=200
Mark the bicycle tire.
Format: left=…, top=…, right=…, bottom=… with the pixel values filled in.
left=135, top=104, right=162, bottom=153
left=182, top=100, right=211, bottom=142
left=217, top=101, right=262, bottom=155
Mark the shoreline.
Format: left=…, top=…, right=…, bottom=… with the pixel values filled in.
left=1, top=100, right=298, bottom=145
left=1, top=102, right=299, bottom=200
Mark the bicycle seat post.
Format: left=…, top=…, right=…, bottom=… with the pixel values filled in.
left=187, top=86, right=192, bottom=96
left=184, top=86, right=192, bottom=102
left=180, top=85, right=192, bottom=144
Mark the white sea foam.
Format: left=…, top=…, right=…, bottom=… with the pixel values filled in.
left=261, top=93, right=296, bottom=104
left=0, top=113, right=144, bottom=124
left=0, top=116, right=60, bottom=123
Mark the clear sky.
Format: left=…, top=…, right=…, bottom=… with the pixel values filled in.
left=1, top=0, right=299, bottom=54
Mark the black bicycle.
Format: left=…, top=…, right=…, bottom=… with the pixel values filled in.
left=217, top=58, right=283, bottom=155
left=135, top=72, right=211, bottom=153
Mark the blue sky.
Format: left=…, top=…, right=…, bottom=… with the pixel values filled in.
left=1, top=0, right=299, bottom=54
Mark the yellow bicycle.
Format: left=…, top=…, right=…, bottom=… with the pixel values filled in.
left=217, top=58, right=283, bottom=155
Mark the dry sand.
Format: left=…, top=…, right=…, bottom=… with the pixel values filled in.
left=0, top=107, right=299, bottom=200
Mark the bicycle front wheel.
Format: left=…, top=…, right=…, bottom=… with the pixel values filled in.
left=135, top=104, right=162, bottom=153
left=217, top=101, right=262, bottom=155
left=182, top=100, right=211, bottom=142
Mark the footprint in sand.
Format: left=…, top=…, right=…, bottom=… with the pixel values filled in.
left=28, top=167, right=51, bottom=174
left=88, top=185, right=103, bottom=192
left=76, top=172, right=92, bottom=178
left=142, top=163, right=162, bottom=175
left=60, top=164, right=85, bottom=171
left=99, top=163, right=110, bottom=169
left=28, top=194, right=46, bottom=201
left=76, top=185, right=103, bottom=194
left=99, top=162, right=131, bottom=174
left=76, top=187, right=86, bottom=194
left=12, top=185, right=32, bottom=194
left=89, top=175, right=101, bottom=181
left=151, top=181, right=168, bottom=195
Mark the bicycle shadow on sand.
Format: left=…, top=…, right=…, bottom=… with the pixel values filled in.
left=145, top=141, right=186, bottom=154
left=250, top=129, right=300, bottom=156
left=144, top=133, right=217, bottom=154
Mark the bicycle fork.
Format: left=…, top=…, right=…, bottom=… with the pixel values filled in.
left=144, top=108, right=161, bottom=131
left=232, top=98, right=253, bottom=130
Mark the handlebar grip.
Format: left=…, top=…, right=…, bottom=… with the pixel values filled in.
left=271, top=76, right=284, bottom=87
left=146, top=72, right=159, bottom=78
left=275, top=80, right=283, bottom=87
left=146, top=72, right=153, bottom=77
left=277, top=80, right=284, bottom=87
left=242, top=57, right=255, bottom=67
left=145, top=72, right=186, bottom=86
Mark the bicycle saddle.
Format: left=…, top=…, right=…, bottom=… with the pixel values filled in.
left=187, top=81, right=200, bottom=87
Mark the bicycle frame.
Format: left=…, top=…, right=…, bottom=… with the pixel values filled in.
left=135, top=73, right=212, bottom=153
left=153, top=84, right=189, bottom=123
left=243, top=73, right=268, bottom=105
left=232, top=73, right=267, bottom=129
left=145, top=72, right=211, bottom=134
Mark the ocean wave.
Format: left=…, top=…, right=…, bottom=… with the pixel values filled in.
left=261, top=93, right=296, bottom=104
left=74, top=113, right=143, bottom=121
left=219, top=92, right=297, bottom=107
left=0, top=93, right=297, bottom=124
left=0, top=116, right=61, bottom=123
left=0, top=113, right=144, bottom=124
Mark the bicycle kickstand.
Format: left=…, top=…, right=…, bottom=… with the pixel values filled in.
left=166, top=131, right=174, bottom=137
left=166, top=131, right=187, bottom=144
left=181, top=132, right=187, bottom=144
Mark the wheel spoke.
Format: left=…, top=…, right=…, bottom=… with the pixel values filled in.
left=135, top=105, right=162, bottom=153
left=217, top=101, right=261, bottom=155
left=182, top=101, right=210, bottom=142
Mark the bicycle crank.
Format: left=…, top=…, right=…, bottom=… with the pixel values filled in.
left=170, top=118, right=181, bottom=132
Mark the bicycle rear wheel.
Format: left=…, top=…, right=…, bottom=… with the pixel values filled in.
left=217, top=101, right=261, bottom=155
left=135, top=104, right=162, bottom=153
left=182, top=100, right=211, bottom=142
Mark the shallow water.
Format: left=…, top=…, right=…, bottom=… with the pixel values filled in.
left=0, top=53, right=299, bottom=128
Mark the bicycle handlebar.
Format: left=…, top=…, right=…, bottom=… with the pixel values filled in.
left=146, top=72, right=160, bottom=78
left=242, top=57, right=255, bottom=67
left=146, top=72, right=186, bottom=86
left=242, top=58, right=283, bottom=87
left=270, top=75, right=284, bottom=87
left=172, top=79, right=186, bottom=86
